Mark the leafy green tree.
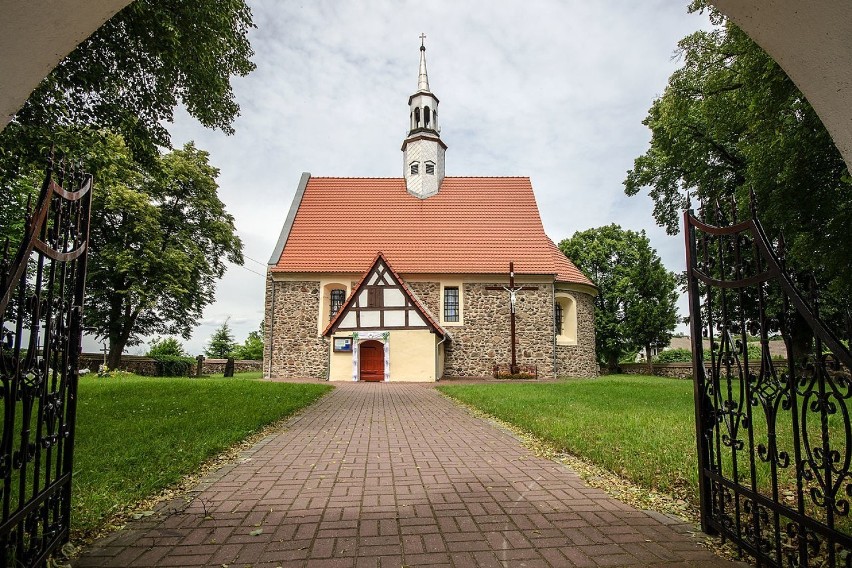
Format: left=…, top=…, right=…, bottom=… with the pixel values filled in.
left=81, top=134, right=243, bottom=368
left=205, top=319, right=237, bottom=359
left=232, top=322, right=264, bottom=360
left=1, top=0, right=255, bottom=166
left=559, top=225, right=679, bottom=371
left=624, top=3, right=852, bottom=344
left=146, top=337, right=187, bottom=358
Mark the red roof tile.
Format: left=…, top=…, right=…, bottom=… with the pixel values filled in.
left=272, top=176, right=594, bottom=287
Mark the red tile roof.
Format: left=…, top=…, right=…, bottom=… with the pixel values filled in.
left=272, top=176, right=593, bottom=287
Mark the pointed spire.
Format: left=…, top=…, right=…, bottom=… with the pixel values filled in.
left=417, top=33, right=430, bottom=92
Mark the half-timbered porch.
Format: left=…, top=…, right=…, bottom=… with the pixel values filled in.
left=323, top=253, right=449, bottom=382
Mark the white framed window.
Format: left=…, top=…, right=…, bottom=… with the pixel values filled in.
left=425, top=160, right=435, bottom=175
left=440, top=282, right=464, bottom=326
left=410, top=162, right=419, bottom=175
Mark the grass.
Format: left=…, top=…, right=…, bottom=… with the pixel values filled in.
left=71, top=374, right=331, bottom=537
left=438, top=374, right=849, bottom=530
left=439, top=376, right=701, bottom=500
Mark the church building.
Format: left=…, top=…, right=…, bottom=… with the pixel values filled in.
left=264, top=41, right=597, bottom=381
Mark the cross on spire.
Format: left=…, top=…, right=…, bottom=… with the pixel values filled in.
left=419, top=33, right=426, bottom=48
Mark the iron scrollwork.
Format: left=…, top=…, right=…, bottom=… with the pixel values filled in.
left=0, top=159, right=92, bottom=567
left=685, top=196, right=852, bottom=567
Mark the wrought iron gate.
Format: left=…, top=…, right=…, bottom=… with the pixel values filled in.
left=685, top=197, right=852, bottom=567
left=0, top=160, right=92, bottom=567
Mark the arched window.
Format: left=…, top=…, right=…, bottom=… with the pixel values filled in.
left=410, top=162, right=419, bottom=175
left=555, top=293, right=577, bottom=344
left=319, top=282, right=349, bottom=334
left=425, top=161, right=435, bottom=175
left=414, top=107, right=420, bottom=126
left=424, top=106, right=431, bottom=127
left=330, top=289, right=346, bottom=320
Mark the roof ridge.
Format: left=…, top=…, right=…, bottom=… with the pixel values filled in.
left=308, top=175, right=531, bottom=180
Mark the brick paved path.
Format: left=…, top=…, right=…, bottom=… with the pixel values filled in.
left=76, top=383, right=742, bottom=567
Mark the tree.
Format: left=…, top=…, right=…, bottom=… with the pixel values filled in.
left=146, top=337, right=187, bottom=358
left=559, top=225, right=679, bottom=371
left=624, top=3, right=852, bottom=344
left=232, top=322, right=264, bottom=360
left=83, top=134, right=243, bottom=368
left=0, top=0, right=255, bottom=166
left=205, top=320, right=237, bottom=359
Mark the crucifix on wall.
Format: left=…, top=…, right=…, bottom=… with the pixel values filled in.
left=486, top=262, right=537, bottom=374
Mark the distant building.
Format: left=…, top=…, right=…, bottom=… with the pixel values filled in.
left=264, top=41, right=597, bottom=381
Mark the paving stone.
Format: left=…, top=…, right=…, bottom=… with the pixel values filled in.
left=74, top=383, right=744, bottom=567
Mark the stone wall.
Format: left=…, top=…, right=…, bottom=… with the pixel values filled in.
left=619, top=362, right=694, bottom=379
left=618, top=362, right=786, bottom=379
left=554, top=291, right=598, bottom=378
left=442, top=282, right=555, bottom=378
left=79, top=354, right=262, bottom=376
left=80, top=354, right=159, bottom=375
left=407, top=281, right=440, bottom=318
left=264, top=277, right=329, bottom=379
left=202, top=359, right=263, bottom=374
left=262, top=276, right=599, bottom=380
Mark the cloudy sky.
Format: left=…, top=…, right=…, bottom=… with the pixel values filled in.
left=112, top=1, right=713, bottom=356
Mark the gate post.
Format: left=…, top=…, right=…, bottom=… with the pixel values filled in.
left=683, top=207, right=713, bottom=535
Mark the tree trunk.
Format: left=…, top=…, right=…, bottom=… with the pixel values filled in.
left=607, top=354, right=619, bottom=374
left=107, top=341, right=125, bottom=369
left=107, top=308, right=140, bottom=370
left=788, top=311, right=814, bottom=366
left=646, top=343, right=654, bottom=375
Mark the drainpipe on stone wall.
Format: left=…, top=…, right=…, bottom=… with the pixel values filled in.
left=435, top=334, right=448, bottom=381
left=552, top=282, right=557, bottom=379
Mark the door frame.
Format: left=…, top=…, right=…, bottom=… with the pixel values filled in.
left=351, top=332, right=390, bottom=382
left=358, top=339, right=385, bottom=382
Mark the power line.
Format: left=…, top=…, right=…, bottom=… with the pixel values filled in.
left=243, top=254, right=268, bottom=267
left=228, top=261, right=265, bottom=278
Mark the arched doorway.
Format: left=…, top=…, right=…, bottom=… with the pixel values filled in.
left=359, top=340, right=384, bottom=381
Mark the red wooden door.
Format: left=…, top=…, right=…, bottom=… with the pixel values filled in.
left=359, top=340, right=384, bottom=382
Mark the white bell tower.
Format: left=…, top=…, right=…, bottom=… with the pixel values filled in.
left=402, top=35, right=446, bottom=199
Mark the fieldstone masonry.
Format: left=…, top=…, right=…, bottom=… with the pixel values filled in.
left=443, top=283, right=555, bottom=377
left=555, top=291, right=597, bottom=377
left=265, top=276, right=598, bottom=379
left=264, top=277, right=328, bottom=379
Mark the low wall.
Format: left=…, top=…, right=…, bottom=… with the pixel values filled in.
left=618, top=362, right=787, bottom=379
left=619, top=362, right=695, bottom=379
left=202, top=358, right=263, bottom=374
left=79, top=353, right=262, bottom=376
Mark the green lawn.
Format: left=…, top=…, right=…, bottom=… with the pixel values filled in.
left=439, top=376, right=701, bottom=500
left=72, top=374, right=331, bottom=537
left=440, top=374, right=848, bottom=529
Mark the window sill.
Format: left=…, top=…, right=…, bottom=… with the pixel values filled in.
left=556, top=337, right=577, bottom=346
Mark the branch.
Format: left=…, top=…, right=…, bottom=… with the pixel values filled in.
left=685, top=124, right=746, bottom=169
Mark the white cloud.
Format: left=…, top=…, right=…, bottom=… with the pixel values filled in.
left=103, top=0, right=711, bottom=355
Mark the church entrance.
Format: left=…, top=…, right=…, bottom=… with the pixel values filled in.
left=359, top=340, right=384, bottom=381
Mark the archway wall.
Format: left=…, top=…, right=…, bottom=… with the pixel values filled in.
left=0, top=0, right=133, bottom=129
left=711, top=0, right=852, bottom=171
left=2, top=2, right=851, bottom=170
